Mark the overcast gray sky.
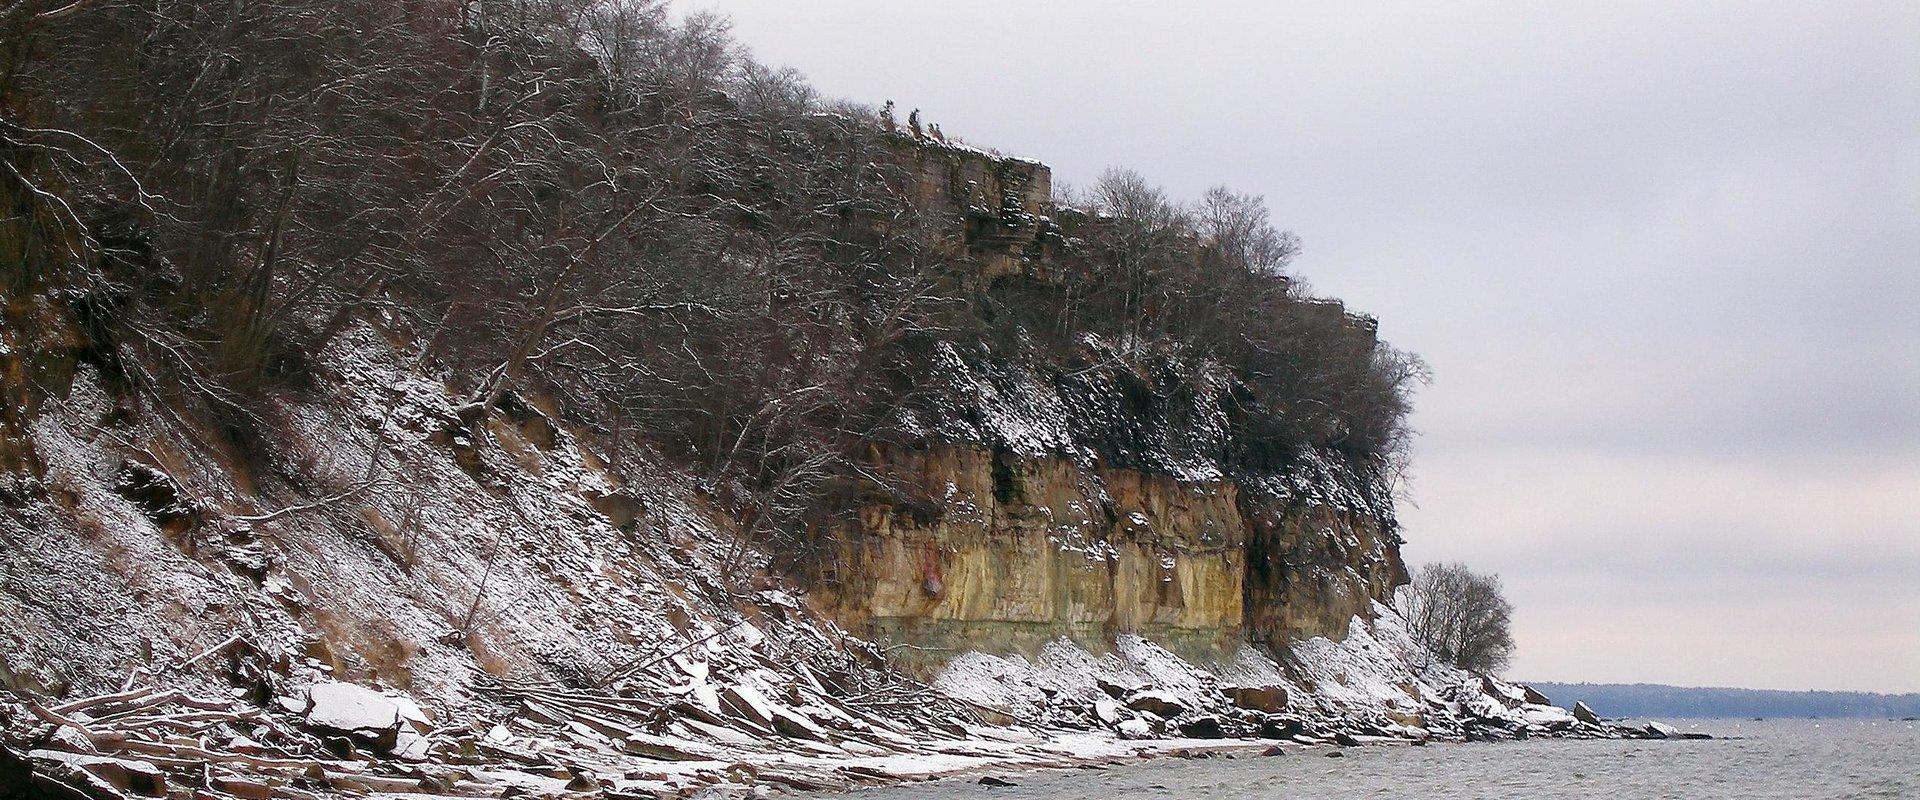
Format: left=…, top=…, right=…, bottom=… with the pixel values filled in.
left=685, top=0, right=1920, bottom=693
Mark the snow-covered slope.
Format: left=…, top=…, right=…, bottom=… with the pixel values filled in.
left=931, top=602, right=1593, bottom=744
left=1, top=303, right=1630, bottom=800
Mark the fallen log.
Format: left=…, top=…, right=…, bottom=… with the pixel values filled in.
left=48, top=690, right=163, bottom=718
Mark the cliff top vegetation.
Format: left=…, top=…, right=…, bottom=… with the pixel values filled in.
left=2, top=0, right=1423, bottom=557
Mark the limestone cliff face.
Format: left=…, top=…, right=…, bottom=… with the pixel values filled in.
left=880, top=136, right=1060, bottom=281
left=812, top=443, right=1407, bottom=668
left=814, top=445, right=1245, bottom=664
left=1242, top=499, right=1408, bottom=651
left=811, top=141, right=1411, bottom=670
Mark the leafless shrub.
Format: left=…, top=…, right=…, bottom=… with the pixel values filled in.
left=1397, top=562, right=1516, bottom=674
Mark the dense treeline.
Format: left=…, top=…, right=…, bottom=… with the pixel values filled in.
left=1, top=0, right=1421, bottom=559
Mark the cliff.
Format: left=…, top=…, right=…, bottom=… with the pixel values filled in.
left=801, top=142, right=1408, bottom=672
left=1, top=133, right=1410, bottom=708
left=814, top=408, right=1406, bottom=667
left=0, top=6, right=1594, bottom=796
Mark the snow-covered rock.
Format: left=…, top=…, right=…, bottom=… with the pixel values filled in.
left=1516, top=703, right=1577, bottom=728
left=29, top=751, right=168, bottom=796
left=303, top=682, right=403, bottom=750
left=1124, top=689, right=1187, bottom=717
left=1227, top=684, right=1290, bottom=713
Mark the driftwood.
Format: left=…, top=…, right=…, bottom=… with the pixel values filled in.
left=48, top=689, right=159, bottom=717
left=7, top=589, right=1004, bottom=800
left=10, top=673, right=975, bottom=800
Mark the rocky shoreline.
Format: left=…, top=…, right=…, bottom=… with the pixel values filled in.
left=1, top=670, right=1699, bottom=800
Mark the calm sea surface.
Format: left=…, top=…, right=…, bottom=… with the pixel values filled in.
left=833, top=719, right=1919, bottom=799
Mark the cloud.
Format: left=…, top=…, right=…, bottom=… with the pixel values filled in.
left=1403, top=449, right=1920, bottom=573
left=1513, top=592, right=1920, bottom=693
left=1401, top=448, right=1920, bottom=691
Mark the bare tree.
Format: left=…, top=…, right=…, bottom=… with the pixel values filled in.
left=1195, top=186, right=1300, bottom=278
left=1085, top=167, right=1189, bottom=344
left=1397, top=562, right=1516, bottom=674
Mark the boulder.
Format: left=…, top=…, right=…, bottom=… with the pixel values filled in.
left=1227, top=684, right=1289, bottom=713
left=1572, top=701, right=1601, bottom=725
left=620, top=733, right=723, bottom=761
left=767, top=705, right=831, bottom=741
left=28, top=752, right=167, bottom=797
left=1462, top=695, right=1509, bottom=721
left=1258, top=714, right=1305, bottom=740
left=1096, top=676, right=1143, bottom=700
left=1481, top=676, right=1527, bottom=706
left=46, top=726, right=94, bottom=753
left=1124, top=689, right=1186, bottom=718
left=1115, top=719, right=1155, bottom=739
left=388, top=693, right=437, bottom=733
left=1178, top=715, right=1227, bottom=739
left=303, top=682, right=403, bottom=752
left=1517, top=704, right=1576, bottom=729
left=719, top=684, right=778, bottom=728
left=1521, top=685, right=1553, bottom=706
left=392, top=730, right=432, bottom=762
left=1384, top=709, right=1427, bottom=729
left=1643, top=721, right=1679, bottom=739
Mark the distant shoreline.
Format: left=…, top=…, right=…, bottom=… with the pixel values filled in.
left=1527, top=682, right=1920, bottom=719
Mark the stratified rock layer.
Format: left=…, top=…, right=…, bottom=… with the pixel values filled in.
left=813, top=443, right=1406, bottom=668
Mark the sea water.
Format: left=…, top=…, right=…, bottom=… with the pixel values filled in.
left=832, top=718, right=1918, bottom=799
